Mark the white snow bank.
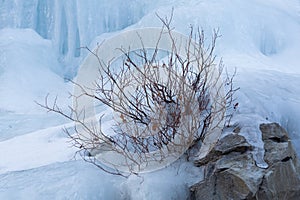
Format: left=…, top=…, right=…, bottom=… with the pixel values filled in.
left=0, top=122, right=76, bottom=174
left=0, top=150, right=203, bottom=200
left=0, top=161, right=123, bottom=200
left=134, top=0, right=300, bottom=72
left=0, top=28, right=70, bottom=113
left=120, top=161, right=203, bottom=200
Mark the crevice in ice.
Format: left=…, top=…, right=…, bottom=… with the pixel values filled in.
left=74, top=28, right=80, bottom=57
left=59, top=6, right=68, bottom=56
left=259, top=27, right=284, bottom=56
left=36, top=0, right=54, bottom=39
left=269, top=136, right=288, bottom=143
left=281, top=156, right=292, bottom=162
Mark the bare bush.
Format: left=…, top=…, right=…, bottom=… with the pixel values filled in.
left=38, top=16, right=238, bottom=176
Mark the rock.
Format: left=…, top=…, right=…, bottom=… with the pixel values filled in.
left=215, top=134, right=252, bottom=155
left=260, top=123, right=289, bottom=142
left=189, top=123, right=300, bottom=200
left=256, top=159, right=300, bottom=199
left=256, top=123, right=300, bottom=200
left=194, top=134, right=252, bottom=166
left=260, top=123, right=297, bottom=165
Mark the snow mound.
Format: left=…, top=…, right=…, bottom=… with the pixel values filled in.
left=0, top=28, right=69, bottom=113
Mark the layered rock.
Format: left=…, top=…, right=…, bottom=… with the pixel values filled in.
left=189, top=123, right=300, bottom=200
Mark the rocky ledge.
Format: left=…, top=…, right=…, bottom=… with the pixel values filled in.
left=189, top=123, right=300, bottom=200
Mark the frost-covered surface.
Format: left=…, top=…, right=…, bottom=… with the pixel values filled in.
left=1, top=0, right=300, bottom=199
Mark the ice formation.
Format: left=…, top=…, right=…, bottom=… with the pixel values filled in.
left=0, top=0, right=166, bottom=76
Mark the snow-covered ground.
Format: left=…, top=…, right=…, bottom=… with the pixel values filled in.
left=1, top=0, right=300, bottom=199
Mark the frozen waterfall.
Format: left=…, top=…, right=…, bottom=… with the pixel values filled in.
left=0, top=0, right=159, bottom=76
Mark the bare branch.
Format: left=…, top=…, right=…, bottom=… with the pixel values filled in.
left=37, top=14, right=238, bottom=176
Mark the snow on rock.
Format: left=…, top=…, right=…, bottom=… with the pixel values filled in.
left=229, top=114, right=269, bottom=169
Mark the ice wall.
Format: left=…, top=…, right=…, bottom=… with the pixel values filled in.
left=0, top=0, right=159, bottom=76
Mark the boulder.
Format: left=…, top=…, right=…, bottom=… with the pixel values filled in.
left=189, top=123, right=300, bottom=200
